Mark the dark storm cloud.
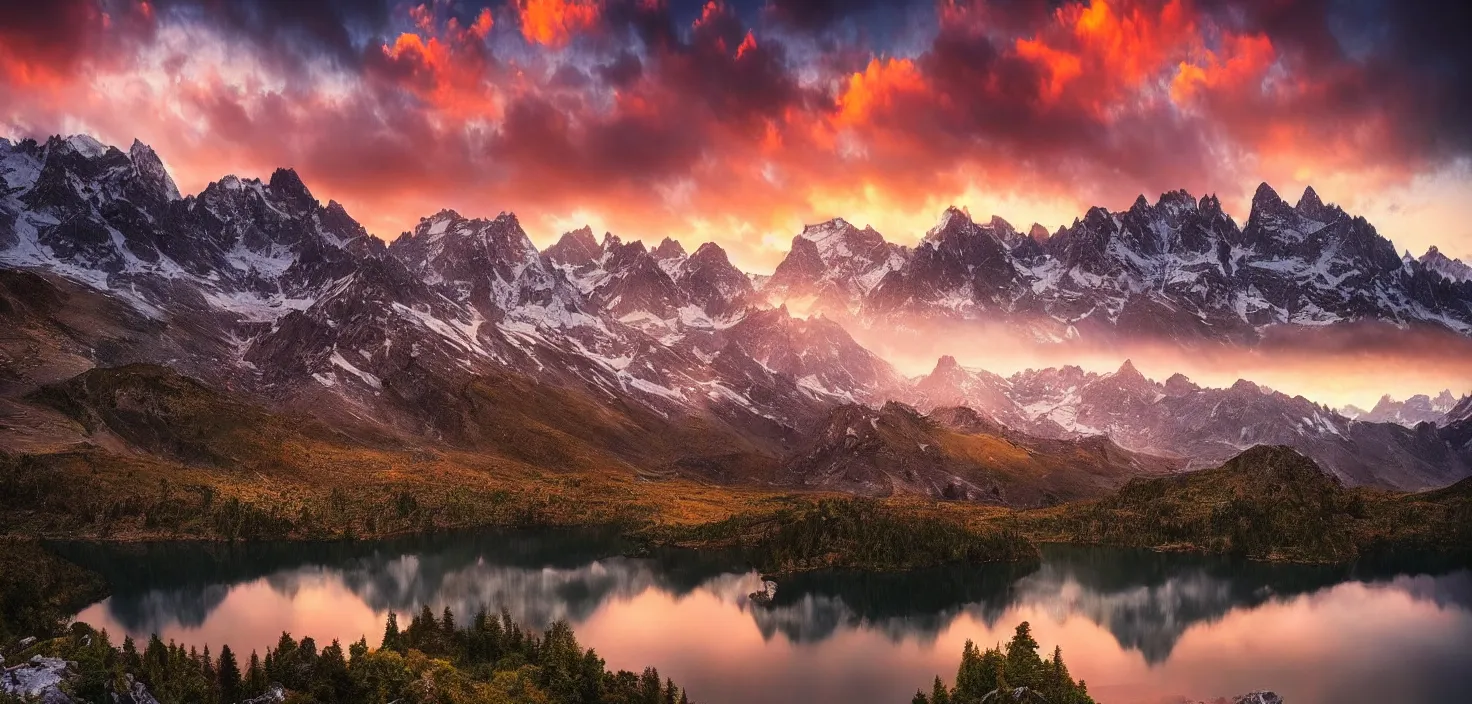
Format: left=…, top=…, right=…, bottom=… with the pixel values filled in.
left=152, top=0, right=397, bottom=70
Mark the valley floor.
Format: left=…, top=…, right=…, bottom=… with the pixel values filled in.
left=3, top=442, right=1468, bottom=573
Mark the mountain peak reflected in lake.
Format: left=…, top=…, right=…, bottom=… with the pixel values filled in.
left=61, top=531, right=1472, bottom=704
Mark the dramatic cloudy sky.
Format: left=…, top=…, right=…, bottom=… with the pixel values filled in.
left=3, top=0, right=1471, bottom=272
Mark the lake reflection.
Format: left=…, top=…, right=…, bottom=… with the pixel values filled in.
left=63, top=533, right=1472, bottom=704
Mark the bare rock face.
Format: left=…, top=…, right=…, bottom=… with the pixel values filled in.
left=748, top=580, right=778, bottom=604
left=241, top=683, right=288, bottom=704
left=1, top=656, right=73, bottom=703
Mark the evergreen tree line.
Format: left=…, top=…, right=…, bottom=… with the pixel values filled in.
left=5, top=606, right=693, bottom=704
left=910, top=622, right=1094, bottom=704
left=680, top=498, right=1038, bottom=573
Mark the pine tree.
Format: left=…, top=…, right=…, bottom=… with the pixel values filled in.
left=639, top=666, right=663, bottom=704
left=1005, top=622, right=1043, bottom=689
left=121, top=635, right=142, bottom=672
left=350, top=637, right=369, bottom=664
left=202, top=644, right=215, bottom=682
left=931, top=675, right=951, bottom=704
left=381, top=612, right=403, bottom=653
left=441, top=606, right=456, bottom=636
left=245, top=650, right=265, bottom=697
left=217, top=644, right=242, bottom=703
left=953, top=640, right=985, bottom=702
left=315, top=639, right=350, bottom=703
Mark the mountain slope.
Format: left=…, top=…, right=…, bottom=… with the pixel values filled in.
left=2, top=133, right=1470, bottom=496
left=1020, top=445, right=1472, bottom=562
left=779, top=402, right=1178, bottom=505
left=910, top=358, right=1472, bottom=490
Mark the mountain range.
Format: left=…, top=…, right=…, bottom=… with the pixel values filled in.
left=3, top=134, right=1472, bottom=496
left=765, top=187, right=1472, bottom=344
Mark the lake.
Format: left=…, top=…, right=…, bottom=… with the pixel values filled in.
left=59, top=531, right=1472, bottom=704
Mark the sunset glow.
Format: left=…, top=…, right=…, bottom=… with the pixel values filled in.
left=2, top=0, right=1469, bottom=273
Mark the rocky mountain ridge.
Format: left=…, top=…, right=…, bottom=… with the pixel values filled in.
left=3, top=134, right=1471, bottom=493
left=908, top=357, right=1472, bottom=490
left=779, top=185, right=1472, bottom=344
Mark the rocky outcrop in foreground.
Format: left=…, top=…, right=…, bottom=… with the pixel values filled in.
left=1, top=652, right=165, bottom=704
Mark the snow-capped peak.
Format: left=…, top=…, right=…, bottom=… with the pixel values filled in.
left=128, top=139, right=181, bottom=201
left=1419, top=246, right=1472, bottom=283
left=61, top=134, right=109, bottom=159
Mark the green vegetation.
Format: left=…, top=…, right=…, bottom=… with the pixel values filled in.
left=1015, top=445, right=1472, bottom=563
left=0, top=539, right=106, bottom=646
left=9, top=608, right=692, bottom=704
left=909, top=622, right=1093, bottom=704
left=657, top=498, right=1037, bottom=573
left=3, top=364, right=1469, bottom=574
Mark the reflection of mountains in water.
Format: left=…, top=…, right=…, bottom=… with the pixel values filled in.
left=747, top=546, right=1472, bottom=660
left=1007, top=546, right=1472, bottom=664
left=55, top=529, right=749, bottom=634
left=60, top=534, right=1472, bottom=663
left=749, top=562, right=1040, bottom=644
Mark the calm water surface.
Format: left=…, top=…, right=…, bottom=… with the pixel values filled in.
left=60, top=532, right=1472, bottom=704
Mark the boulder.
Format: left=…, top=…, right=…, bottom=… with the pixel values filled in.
left=1, top=655, right=71, bottom=702
left=241, top=683, right=287, bottom=703
left=748, top=580, right=778, bottom=605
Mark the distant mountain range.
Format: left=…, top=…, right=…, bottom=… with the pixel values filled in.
left=761, top=187, right=1472, bottom=344
left=3, top=134, right=1471, bottom=495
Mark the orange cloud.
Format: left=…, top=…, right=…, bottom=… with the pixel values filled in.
left=470, top=8, right=495, bottom=40
left=374, top=32, right=499, bottom=119
left=3, top=0, right=1470, bottom=279
left=835, top=57, right=926, bottom=126
left=1012, top=0, right=1198, bottom=112
left=1013, top=38, right=1083, bottom=104
left=518, top=0, right=600, bottom=47
left=1171, top=33, right=1275, bottom=104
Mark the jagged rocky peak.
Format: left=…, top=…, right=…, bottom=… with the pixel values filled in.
left=928, top=205, right=974, bottom=239
left=1158, top=188, right=1198, bottom=211
left=544, top=225, right=602, bottom=266
left=56, top=133, right=111, bottom=159
left=768, top=235, right=825, bottom=279
left=798, top=216, right=889, bottom=257
left=404, top=208, right=465, bottom=239
left=1230, top=378, right=1263, bottom=394
left=1296, top=185, right=1324, bottom=211
left=1114, top=358, right=1145, bottom=380
left=1252, top=181, right=1286, bottom=209
left=268, top=167, right=315, bottom=211
left=1164, top=372, right=1200, bottom=396
left=393, top=209, right=541, bottom=271
left=1419, top=245, right=1472, bottom=283
left=652, top=236, right=686, bottom=261
left=681, top=241, right=754, bottom=305
left=688, top=241, right=732, bottom=265
left=128, top=138, right=181, bottom=201
left=603, top=234, right=650, bottom=262
left=1294, top=184, right=1342, bottom=221
left=934, top=354, right=961, bottom=372
left=1028, top=223, right=1050, bottom=242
